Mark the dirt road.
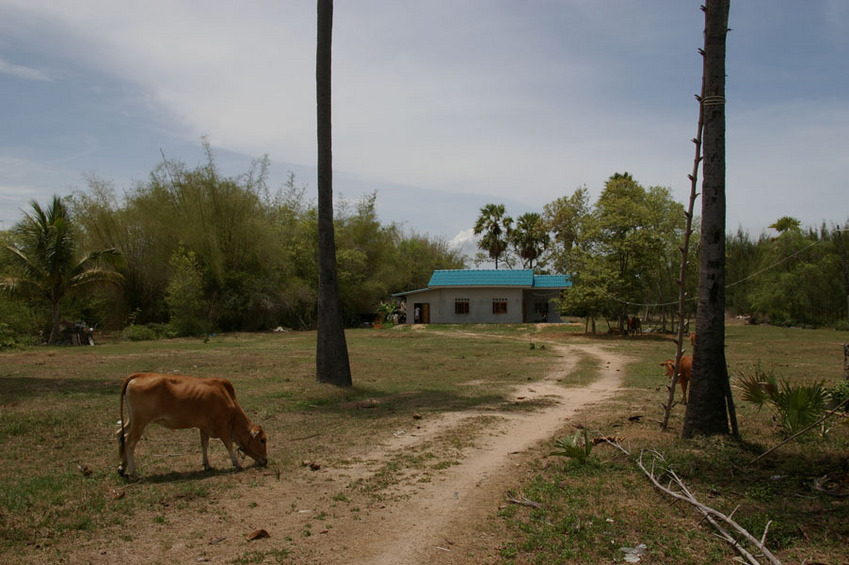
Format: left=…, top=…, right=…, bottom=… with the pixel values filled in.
left=354, top=342, right=627, bottom=565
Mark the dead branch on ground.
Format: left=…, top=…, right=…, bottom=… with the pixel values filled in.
left=504, top=490, right=544, bottom=509
left=604, top=439, right=781, bottom=565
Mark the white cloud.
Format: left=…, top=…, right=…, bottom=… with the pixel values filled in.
left=448, top=228, right=477, bottom=259
left=0, top=57, right=51, bottom=81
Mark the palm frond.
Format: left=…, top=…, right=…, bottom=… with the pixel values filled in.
left=775, top=380, right=828, bottom=435
left=551, top=429, right=592, bottom=461
left=733, top=369, right=778, bottom=409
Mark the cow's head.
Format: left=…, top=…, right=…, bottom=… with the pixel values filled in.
left=239, top=425, right=268, bottom=466
left=659, top=359, right=675, bottom=378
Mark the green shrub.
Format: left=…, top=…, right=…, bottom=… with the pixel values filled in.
left=165, top=247, right=212, bottom=337
left=121, top=323, right=171, bottom=342
left=826, top=381, right=849, bottom=410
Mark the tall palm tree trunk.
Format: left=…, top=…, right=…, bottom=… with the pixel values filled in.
left=682, top=0, right=737, bottom=438
left=315, top=0, right=352, bottom=386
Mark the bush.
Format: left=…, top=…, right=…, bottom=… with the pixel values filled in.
left=826, top=381, right=849, bottom=410
left=121, top=323, right=172, bottom=342
left=165, top=247, right=212, bottom=337
left=0, top=322, right=19, bottom=349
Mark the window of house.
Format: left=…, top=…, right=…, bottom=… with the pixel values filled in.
left=455, top=298, right=470, bottom=315
left=492, top=299, right=508, bottom=315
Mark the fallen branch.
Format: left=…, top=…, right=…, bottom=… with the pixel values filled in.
left=504, top=490, right=544, bottom=509
left=604, top=439, right=781, bottom=565
left=637, top=451, right=781, bottom=565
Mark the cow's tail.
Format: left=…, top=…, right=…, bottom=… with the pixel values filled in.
left=117, top=374, right=135, bottom=472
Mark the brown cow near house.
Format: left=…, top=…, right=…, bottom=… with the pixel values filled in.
left=660, top=355, right=693, bottom=404
left=117, top=373, right=267, bottom=478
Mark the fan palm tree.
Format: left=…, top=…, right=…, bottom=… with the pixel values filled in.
left=474, top=203, right=512, bottom=269
left=1, top=196, right=123, bottom=344
left=510, top=212, right=549, bottom=270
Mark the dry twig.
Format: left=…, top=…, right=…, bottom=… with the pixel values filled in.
left=504, top=490, right=544, bottom=509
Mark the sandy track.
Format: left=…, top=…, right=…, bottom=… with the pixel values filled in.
left=353, top=341, right=627, bottom=565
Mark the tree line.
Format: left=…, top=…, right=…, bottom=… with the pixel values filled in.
left=473, top=174, right=849, bottom=332
left=2, top=157, right=847, bottom=345
left=0, top=145, right=463, bottom=344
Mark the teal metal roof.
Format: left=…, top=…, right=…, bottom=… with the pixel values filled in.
left=534, top=274, right=572, bottom=288
left=428, top=269, right=570, bottom=289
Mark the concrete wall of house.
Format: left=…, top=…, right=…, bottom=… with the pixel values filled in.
left=405, top=287, right=563, bottom=324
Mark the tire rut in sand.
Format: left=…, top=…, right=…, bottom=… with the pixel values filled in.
left=344, top=340, right=629, bottom=565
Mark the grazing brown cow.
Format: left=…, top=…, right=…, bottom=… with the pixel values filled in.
left=627, top=316, right=642, bottom=335
left=118, top=373, right=267, bottom=478
left=660, top=355, right=693, bottom=404
left=689, top=332, right=697, bottom=346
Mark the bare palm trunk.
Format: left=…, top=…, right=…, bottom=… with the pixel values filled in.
left=315, top=0, right=352, bottom=386
left=682, top=0, right=737, bottom=438
left=49, top=301, right=61, bottom=345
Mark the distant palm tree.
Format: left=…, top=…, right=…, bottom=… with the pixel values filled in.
left=510, top=212, right=549, bottom=270
left=1, top=196, right=123, bottom=344
left=474, top=203, right=512, bottom=269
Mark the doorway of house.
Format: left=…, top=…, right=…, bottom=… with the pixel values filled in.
left=413, top=303, right=430, bottom=324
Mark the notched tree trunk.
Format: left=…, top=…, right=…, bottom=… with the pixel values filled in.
left=682, top=0, right=737, bottom=438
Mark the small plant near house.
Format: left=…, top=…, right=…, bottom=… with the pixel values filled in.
left=375, top=300, right=400, bottom=326
left=735, top=364, right=829, bottom=436
left=551, top=428, right=592, bottom=463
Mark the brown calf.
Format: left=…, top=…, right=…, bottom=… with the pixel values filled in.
left=660, top=355, right=692, bottom=404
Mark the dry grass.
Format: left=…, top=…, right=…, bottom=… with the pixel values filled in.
left=1, top=323, right=847, bottom=564
left=495, top=323, right=849, bottom=564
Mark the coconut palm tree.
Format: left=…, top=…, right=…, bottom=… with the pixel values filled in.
left=1, top=196, right=123, bottom=344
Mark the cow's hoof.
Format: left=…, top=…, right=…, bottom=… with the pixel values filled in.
left=118, top=465, right=125, bottom=477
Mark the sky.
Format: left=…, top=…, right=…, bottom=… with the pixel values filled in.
left=1, top=1, right=847, bottom=262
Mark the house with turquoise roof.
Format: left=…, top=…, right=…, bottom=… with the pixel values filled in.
left=393, top=269, right=571, bottom=324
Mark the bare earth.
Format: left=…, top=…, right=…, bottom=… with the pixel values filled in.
left=67, top=339, right=627, bottom=565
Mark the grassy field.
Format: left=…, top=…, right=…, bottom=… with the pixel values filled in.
left=1, top=322, right=847, bottom=563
